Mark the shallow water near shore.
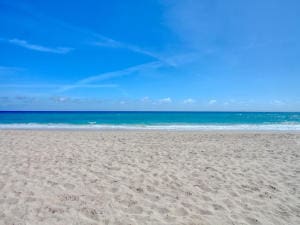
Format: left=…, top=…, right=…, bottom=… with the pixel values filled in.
left=1, top=111, right=300, bottom=130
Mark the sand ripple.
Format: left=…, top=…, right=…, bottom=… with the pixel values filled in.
left=0, top=131, right=299, bottom=225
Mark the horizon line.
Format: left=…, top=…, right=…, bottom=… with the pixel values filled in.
left=1, top=110, right=300, bottom=113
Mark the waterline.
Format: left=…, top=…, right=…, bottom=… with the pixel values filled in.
left=1, top=123, right=300, bottom=131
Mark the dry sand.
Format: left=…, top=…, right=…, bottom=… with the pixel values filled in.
left=0, top=130, right=299, bottom=225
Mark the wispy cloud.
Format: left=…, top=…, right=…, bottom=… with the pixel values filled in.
left=271, top=100, right=285, bottom=106
left=51, top=96, right=70, bottom=103
left=159, top=97, right=172, bottom=103
left=183, top=98, right=196, bottom=104
left=58, top=61, right=163, bottom=92
left=93, top=39, right=177, bottom=66
left=45, top=18, right=175, bottom=65
left=0, top=66, right=23, bottom=74
left=28, top=13, right=176, bottom=65
left=140, top=96, right=151, bottom=102
left=54, top=51, right=197, bottom=94
left=58, top=19, right=198, bottom=67
left=0, top=84, right=118, bottom=88
left=2, top=3, right=193, bottom=66
left=209, top=99, right=217, bottom=104
left=7, top=38, right=73, bottom=54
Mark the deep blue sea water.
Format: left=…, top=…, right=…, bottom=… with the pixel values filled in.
left=1, top=111, right=300, bottom=130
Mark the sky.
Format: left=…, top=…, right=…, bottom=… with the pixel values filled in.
left=0, top=0, right=300, bottom=111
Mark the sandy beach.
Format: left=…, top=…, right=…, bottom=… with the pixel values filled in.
left=0, top=130, right=299, bottom=225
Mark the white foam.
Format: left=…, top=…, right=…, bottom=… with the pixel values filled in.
left=1, top=123, right=300, bottom=131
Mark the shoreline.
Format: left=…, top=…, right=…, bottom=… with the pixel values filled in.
left=1, top=123, right=300, bottom=131
left=1, top=129, right=300, bottom=134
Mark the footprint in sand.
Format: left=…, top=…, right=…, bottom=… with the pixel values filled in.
left=223, top=199, right=235, bottom=209
left=0, top=211, right=5, bottom=218
left=11, top=207, right=27, bottom=219
left=63, top=183, right=75, bottom=190
left=146, top=185, right=155, bottom=192
left=201, top=195, right=212, bottom=202
left=127, top=205, right=144, bottom=214
left=197, top=208, right=213, bottom=215
left=6, top=197, right=18, bottom=205
left=80, top=207, right=100, bottom=221
left=245, top=217, right=262, bottom=225
left=212, top=204, right=225, bottom=211
left=174, top=207, right=189, bottom=216
left=45, top=205, right=65, bottom=214
left=25, top=197, right=36, bottom=202
left=0, top=181, right=5, bottom=190
left=146, top=193, right=160, bottom=202
left=59, top=194, right=79, bottom=201
left=164, top=214, right=176, bottom=223
left=3, top=216, right=25, bottom=225
left=110, top=187, right=119, bottom=193
left=157, top=207, right=170, bottom=215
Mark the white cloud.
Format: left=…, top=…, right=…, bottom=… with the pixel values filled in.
left=52, top=97, right=69, bottom=103
left=209, top=99, right=217, bottom=104
left=0, top=84, right=117, bottom=89
left=93, top=40, right=176, bottom=66
left=183, top=98, right=196, bottom=104
left=51, top=96, right=84, bottom=103
left=58, top=97, right=68, bottom=102
left=0, top=66, right=23, bottom=74
left=141, top=96, right=150, bottom=102
left=7, top=38, right=72, bottom=54
left=52, top=19, right=175, bottom=66
left=271, top=100, right=285, bottom=105
left=159, top=97, right=172, bottom=103
left=59, top=61, right=163, bottom=92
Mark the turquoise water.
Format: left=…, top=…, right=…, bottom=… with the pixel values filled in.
left=0, top=111, right=300, bottom=130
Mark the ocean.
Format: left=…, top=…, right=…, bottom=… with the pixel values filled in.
left=0, top=111, right=300, bottom=130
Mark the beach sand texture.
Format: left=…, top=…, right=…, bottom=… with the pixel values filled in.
left=0, top=130, right=299, bottom=225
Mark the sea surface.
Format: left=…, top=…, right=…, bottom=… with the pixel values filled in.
left=0, top=111, right=300, bottom=130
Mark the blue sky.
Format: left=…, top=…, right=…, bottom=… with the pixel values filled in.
left=0, top=0, right=300, bottom=111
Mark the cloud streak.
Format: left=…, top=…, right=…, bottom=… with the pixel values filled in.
left=159, top=97, right=172, bottom=103
left=47, top=19, right=174, bottom=65
left=28, top=13, right=176, bottom=65
left=58, top=61, right=163, bottom=92
left=0, top=66, right=23, bottom=74
left=57, top=18, right=198, bottom=67
left=0, top=84, right=117, bottom=88
left=55, top=52, right=196, bottom=94
left=209, top=99, right=217, bottom=104
left=93, top=39, right=177, bottom=66
left=2, top=3, right=192, bottom=67
left=7, top=38, right=72, bottom=54
left=2, top=2, right=160, bottom=60
left=183, top=98, right=196, bottom=104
